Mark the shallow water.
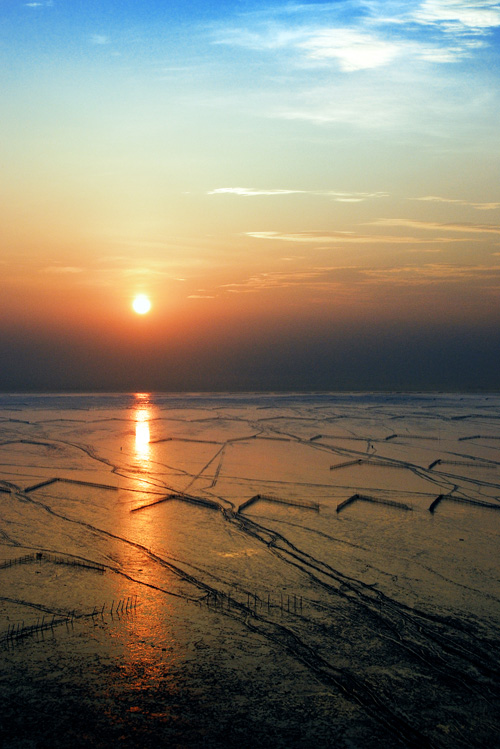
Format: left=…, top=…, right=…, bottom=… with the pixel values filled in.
left=1, top=392, right=499, bottom=747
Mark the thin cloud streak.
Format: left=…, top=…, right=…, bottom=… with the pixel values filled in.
left=413, top=195, right=500, bottom=210
left=221, top=263, right=500, bottom=295
left=44, top=266, right=83, bottom=274
left=246, top=230, right=466, bottom=244
left=209, top=187, right=388, bottom=200
left=373, top=218, right=500, bottom=234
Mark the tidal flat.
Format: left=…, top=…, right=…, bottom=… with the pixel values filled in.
left=0, top=392, right=499, bottom=748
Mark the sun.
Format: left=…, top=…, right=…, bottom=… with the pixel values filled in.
left=132, top=294, right=151, bottom=315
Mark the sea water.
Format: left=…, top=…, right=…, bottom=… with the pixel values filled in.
left=1, top=392, right=499, bottom=747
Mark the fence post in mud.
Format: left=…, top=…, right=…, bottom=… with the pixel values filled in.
left=267, top=593, right=270, bottom=612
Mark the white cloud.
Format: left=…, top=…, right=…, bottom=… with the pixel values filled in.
left=414, top=0, right=500, bottom=31
left=213, top=0, right=500, bottom=79
left=209, top=187, right=388, bottom=200
left=216, top=24, right=403, bottom=71
left=298, top=28, right=401, bottom=71
left=208, top=187, right=304, bottom=196
left=246, top=229, right=464, bottom=243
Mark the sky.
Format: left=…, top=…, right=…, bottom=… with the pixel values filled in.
left=1, top=0, right=499, bottom=392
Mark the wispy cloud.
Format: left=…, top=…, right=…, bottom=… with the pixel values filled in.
left=207, top=1, right=500, bottom=140
left=298, top=28, right=402, bottom=71
left=414, top=0, right=500, bottom=32
left=246, top=230, right=465, bottom=244
left=361, top=263, right=500, bottom=290
left=209, top=187, right=304, bottom=197
left=41, top=258, right=187, bottom=286
left=43, top=266, right=83, bottom=274
left=412, top=195, right=500, bottom=210
left=221, top=267, right=349, bottom=293
left=372, top=218, right=500, bottom=234
left=220, top=262, right=500, bottom=295
left=209, top=187, right=388, bottom=201
left=90, top=34, right=110, bottom=45
left=214, top=0, right=500, bottom=72
left=215, top=24, right=407, bottom=71
left=25, top=1, right=53, bottom=7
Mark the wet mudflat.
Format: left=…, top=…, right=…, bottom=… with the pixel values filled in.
left=0, top=392, right=499, bottom=747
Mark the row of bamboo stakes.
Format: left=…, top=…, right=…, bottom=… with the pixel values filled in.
left=204, top=590, right=303, bottom=615
left=1, top=596, right=138, bottom=647
left=0, top=551, right=105, bottom=572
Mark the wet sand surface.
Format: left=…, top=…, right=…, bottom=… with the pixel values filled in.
left=0, top=392, right=499, bottom=747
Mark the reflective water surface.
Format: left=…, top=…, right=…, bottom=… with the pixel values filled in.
left=0, top=392, right=499, bottom=748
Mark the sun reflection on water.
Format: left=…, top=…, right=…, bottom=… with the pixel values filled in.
left=134, top=393, right=152, bottom=466
left=135, top=417, right=150, bottom=455
left=129, top=393, right=165, bottom=553
left=121, top=395, right=180, bottom=684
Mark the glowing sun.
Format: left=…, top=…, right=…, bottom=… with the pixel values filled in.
left=132, top=294, right=151, bottom=315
